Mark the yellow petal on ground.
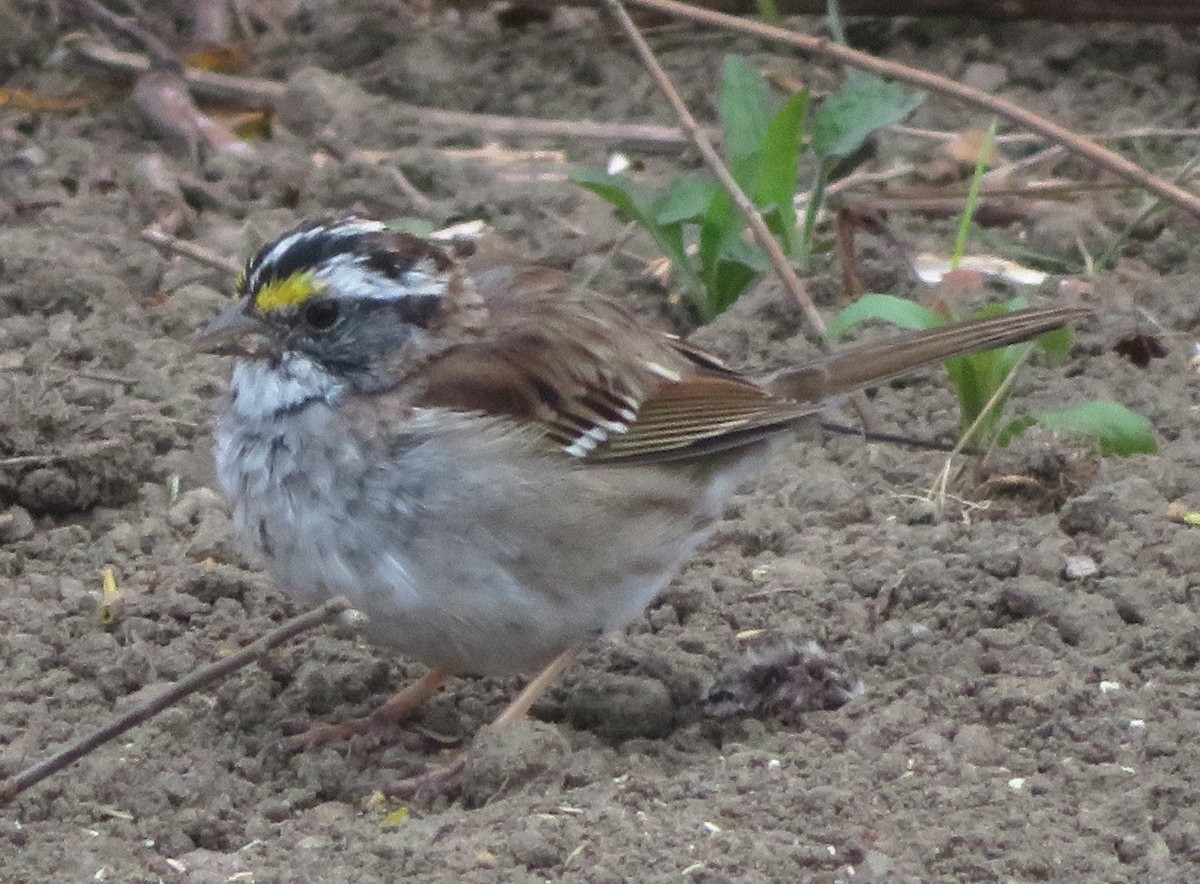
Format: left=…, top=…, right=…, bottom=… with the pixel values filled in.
left=380, top=807, right=410, bottom=827
left=98, top=566, right=121, bottom=626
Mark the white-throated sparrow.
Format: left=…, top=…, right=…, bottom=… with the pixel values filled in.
left=197, top=215, right=1089, bottom=741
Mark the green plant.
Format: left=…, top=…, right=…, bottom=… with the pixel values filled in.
left=826, top=131, right=1153, bottom=460
left=573, top=56, right=923, bottom=321
left=950, top=119, right=996, bottom=270
left=827, top=293, right=1156, bottom=456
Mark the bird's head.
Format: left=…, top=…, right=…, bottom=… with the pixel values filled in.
left=196, top=216, right=457, bottom=375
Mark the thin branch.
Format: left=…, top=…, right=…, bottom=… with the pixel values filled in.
left=0, top=596, right=351, bottom=805
left=601, top=0, right=827, bottom=340
left=67, top=33, right=1200, bottom=217
left=72, top=0, right=177, bottom=68
left=67, top=10, right=250, bottom=160
left=0, top=442, right=125, bottom=468
left=314, top=136, right=437, bottom=213
left=446, top=0, right=1200, bottom=23
left=140, top=226, right=242, bottom=274
left=67, top=41, right=690, bottom=150
left=392, top=103, right=691, bottom=152
left=70, top=40, right=286, bottom=105
left=820, top=421, right=978, bottom=455
left=893, top=124, right=1200, bottom=145
left=623, top=0, right=1200, bottom=221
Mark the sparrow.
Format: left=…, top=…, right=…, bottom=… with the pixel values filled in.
left=195, top=215, right=1089, bottom=742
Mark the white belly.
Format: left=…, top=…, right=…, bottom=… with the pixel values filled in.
left=215, top=375, right=765, bottom=675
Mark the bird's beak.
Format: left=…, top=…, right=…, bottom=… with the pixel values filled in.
left=192, top=301, right=267, bottom=355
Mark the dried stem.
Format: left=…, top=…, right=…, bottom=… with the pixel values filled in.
left=447, top=0, right=1200, bottom=23
left=893, top=124, right=1200, bottom=145
left=601, top=0, right=827, bottom=340
left=72, top=0, right=177, bottom=67
left=68, top=41, right=691, bottom=150
left=69, top=6, right=250, bottom=159
left=392, top=102, right=690, bottom=152
left=622, top=0, right=1200, bottom=221
left=70, top=39, right=285, bottom=104
left=0, top=596, right=351, bottom=805
left=140, top=226, right=242, bottom=274
left=0, top=441, right=125, bottom=468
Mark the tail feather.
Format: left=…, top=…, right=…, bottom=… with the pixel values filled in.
left=769, top=306, right=1092, bottom=403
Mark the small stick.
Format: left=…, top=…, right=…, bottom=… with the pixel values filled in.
left=393, top=102, right=691, bottom=151
left=387, top=167, right=436, bottom=213
left=315, top=136, right=437, bottom=214
left=0, top=441, right=125, bottom=468
left=623, top=0, right=1200, bottom=222
left=69, top=4, right=250, bottom=159
left=0, top=596, right=351, bottom=805
left=601, top=0, right=828, bottom=341
left=443, top=0, right=1200, bottom=24
left=66, top=35, right=1200, bottom=217
left=820, top=421, right=974, bottom=455
left=893, top=124, right=1200, bottom=145
left=68, top=41, right=692, bottom=150
left=72, top=0, right=176, bottom=67
left=140, top=227, right=242, bottom=274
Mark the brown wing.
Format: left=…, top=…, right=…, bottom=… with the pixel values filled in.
left=586, top=370, right=815, bottom=463
left=410, top=288, right=810, bottom=464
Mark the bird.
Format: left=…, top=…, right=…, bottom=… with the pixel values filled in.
left=195, top=214, right=1089, bottom=746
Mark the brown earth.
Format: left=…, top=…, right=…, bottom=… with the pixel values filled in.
left=2, top=5, right=1199, bottom=882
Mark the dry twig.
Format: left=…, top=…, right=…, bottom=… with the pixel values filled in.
left=68, top=41, right=691, bottom=150
left=0, top=441, right=125, bottom=468
left=69, top=3, right=250, bottom=160
left=0, top=596, right=351, bottom=805
left=622, top=0, right=1200, bottom=221
left=447, top=0, right=1200, bottom=23
left=72, top=0, right=175, bottom=65
left=140, top=227, right=242, bottom=274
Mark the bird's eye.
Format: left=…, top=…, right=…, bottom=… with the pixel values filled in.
left=303, top=300, right=340, bottom=331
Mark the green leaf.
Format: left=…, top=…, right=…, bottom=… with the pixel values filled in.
left=812, top=73, right=924, bottom=160
left=572, top=169, right=699, bottom=291
left=1035, top=324, right=1073, bottom=360
left=720, top=55, right=772, bottom=165
left=950, top=118, right=996, bottom=271
left=996, top=414, right=1037, bottom=448
left=695, top=192, right=767, bottom=319
left=1034, top=401, right=1157, bottom=456
left=826, top=293, right=943, bottom=340
left=715, top=228, right=770, bottom=275
left=946, top=342, right=1032, bottom=436
left=756, top=89, right=809, bottom=253
left=708, top=254, right=762, bottom=315
left=571, top=168, right=659, bottom=225
left=656, top=176, right=720, bottom=226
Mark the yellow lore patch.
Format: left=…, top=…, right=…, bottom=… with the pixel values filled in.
left=254, top=272, right=322, bottom=312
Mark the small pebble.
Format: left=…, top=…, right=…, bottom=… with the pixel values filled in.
left=1063, top=555, right=1099, bottom=580
left=0, top=505, right=35, bottom=543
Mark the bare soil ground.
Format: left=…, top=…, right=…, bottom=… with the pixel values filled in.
left=2, top=5, right=1199, bottom=881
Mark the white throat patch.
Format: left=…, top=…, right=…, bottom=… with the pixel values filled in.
left=230, top=354, right=342, bottom=419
